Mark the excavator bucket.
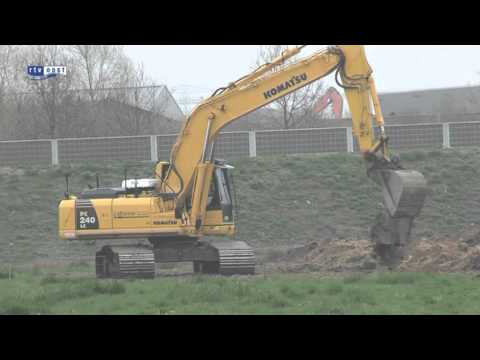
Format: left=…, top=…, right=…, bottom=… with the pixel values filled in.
left=378, top=169, right=428, bottom=218
left=369, top=167, right=428, bottom=267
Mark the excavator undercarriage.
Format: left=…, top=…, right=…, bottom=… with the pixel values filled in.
left=95, top=239, right=256, bottom=279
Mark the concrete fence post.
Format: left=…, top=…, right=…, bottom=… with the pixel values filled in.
left=346, top=127, right=354, bottom=153
left=51, top=139, right=59, bottom=165
left=443, top=123, right=451, bottom=149
left=249, top=130, right=257, bottom=158
left=150, top=135, right=158, bottom=162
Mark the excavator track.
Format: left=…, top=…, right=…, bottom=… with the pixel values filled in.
left=194, top=241, right=256, bottom=276
left=96, top=246, right=155, bottom=279
left=216, top=241, right=256, bottom=275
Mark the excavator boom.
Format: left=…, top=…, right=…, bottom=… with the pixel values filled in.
left=159, top=44, right=427, bottom=265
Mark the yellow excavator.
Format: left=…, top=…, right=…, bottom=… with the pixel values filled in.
left=58, top=45, right=428, bottom=278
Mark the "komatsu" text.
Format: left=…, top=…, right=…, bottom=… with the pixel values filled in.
left=264, top=73, right=308, bottom=99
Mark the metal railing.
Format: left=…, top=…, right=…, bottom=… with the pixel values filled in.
left=0, top=121, right=478, bottom=166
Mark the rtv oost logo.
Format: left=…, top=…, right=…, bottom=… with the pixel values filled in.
left=27, top=65, right=67, bottom=80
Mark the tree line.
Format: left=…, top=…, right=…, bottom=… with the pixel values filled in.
left=0, top=45, right=180, bottom=140
left=0, top=45, right=339, bottom=140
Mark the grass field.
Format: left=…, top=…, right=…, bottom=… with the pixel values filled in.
left=2, top=147, right=480, bottom=266
left=1, top=269, right=480, bottom=315
left=1, top=148, right=480, bottom=315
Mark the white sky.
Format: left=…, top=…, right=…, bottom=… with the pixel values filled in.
left=124, top=45, right=480, bottom=106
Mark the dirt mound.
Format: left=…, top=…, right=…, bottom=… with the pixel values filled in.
left=273, top=239, right=376, bottom=273
left=272, top=224, right=480, bottom=273
left=400, top=224, right=480, bottom=272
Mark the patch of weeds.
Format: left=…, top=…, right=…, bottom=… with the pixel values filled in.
left=34, top=275, right=118, bottom=306
left=180, top=297, right=190, bottom=305
left=191, top=275, right=207, bottom=284
left=80, top=171, right=97, bottom=184
left=0, top=295, right=49, bottom=315
left=1, top=303, right=33, bottom=315
left=400, top=150, right=427, bottom=162
left=325, top=283, right=344, bottom=296
left=270, top=295, right=291, bottom=308
left=94, top=281, right=126, bottom=295
left=249, top=180, right=266, bottom=191
left=191, top=283, right=226, bottom=303
left=343, top=274, right=364, bottom=284
left=0, top=271, right=12, bottom=279
left=375, top=272, right=417, bottom=285
left=328, top=308, right=345, bottom=315
left=233, top=281, right=252, bottom=298
left=426, top=150, right=443, bottom=159
left=422, top=295, right=440, bottom=306
left=344, top=288, right=376, bottom=306
left=137, top=288, right=147, bottom=295
left=24, top=169, right=40, bottom=176
left=437, top=277, right=453, bottom=287
left=30, top=265, right=44, bottom=277
left=153, top=299, right=176, bottom=315
left=40, top=274, right=61, bottom=285
left=47, top=166, right=68, bottom=179
left=68, top=260, right=90, bottom=269
left=279, top=284, right=301, bottom=299
left=248, top=287, right=291, bottom=309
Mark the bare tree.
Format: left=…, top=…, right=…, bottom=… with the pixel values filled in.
left=111, top=62, right=154, bottom=135
left=256, top=45, right=326, bottom=129
left=11, top=45, right=77, bottom=139
left=69, top=45, right=129, bottom=101
left=0, top=46, right=22, bottom=138
left=0, top=45, right=179, bottom=139
left=0, top=46, right=20, bottom=103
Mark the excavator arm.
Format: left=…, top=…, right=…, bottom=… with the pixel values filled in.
left=159, top=45, right=427, bottom=265
left=163, top=46, right=385, bottom=199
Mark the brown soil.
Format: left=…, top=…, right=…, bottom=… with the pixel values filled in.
left=22, top=226, right=480, bottom=277
left=263, top=224, right=480, bottom=274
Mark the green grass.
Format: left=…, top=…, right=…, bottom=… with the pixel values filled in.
left=1, top=147, right=479, bottom=315
left=1, top=147, right=480, bottom=266
left=1, top=271, right=480, bottom=315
